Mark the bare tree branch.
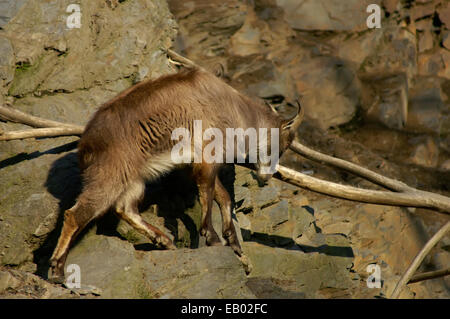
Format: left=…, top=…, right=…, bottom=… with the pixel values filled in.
left=275, top=165, right=450, bottom=214
left=289, top=141, right=413, bottom=192
left=390, top=221, right=450, bottom=298
left=408, top=267, right=450, bottom=284
left=0, top=105, right=82, bottom=129
left=0, top=126, right=84, bottom=141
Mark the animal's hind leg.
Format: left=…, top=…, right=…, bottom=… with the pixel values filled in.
left=214, top=176, right=242, bottom=256
left=115, top=180, right=176, bottom=250
left=49, top=199, right=108, bottom=282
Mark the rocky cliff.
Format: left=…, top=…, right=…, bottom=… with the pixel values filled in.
left=0, top=0, right=449, bottom=299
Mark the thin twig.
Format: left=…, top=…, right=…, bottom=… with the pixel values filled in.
left=289, top=141, right=413, bottom=192
left=408, top=267, right=450, bottom=284
left=390, top=221, right=450, bottom=298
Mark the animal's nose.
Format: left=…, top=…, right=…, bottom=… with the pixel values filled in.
left=254, top=172, right=271, bottom=187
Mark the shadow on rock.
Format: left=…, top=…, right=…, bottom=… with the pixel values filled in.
left=246, top=277, right=306, bottom=299
left=0, top=141, right=79, bottom=170
left=136, top=168, right=201, bottom=249
left=134, top=164, right=237, bottom=250
left=246, top=231, right=354, bottom=258
left=34, top=151, right=82, bottom=278
left=34, top=150, right=225, bottom=277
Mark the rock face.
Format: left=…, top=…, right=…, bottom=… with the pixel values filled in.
left=171, top=0, right=450, bottom=135
left=65, top=234, right=254, bottom=299
left=0, top=0, right=177, bottom=271
left=0, top=36, right=14, bottom=97
left=1, top=0, right=449, bottom=299
left=244, top=242, right=355, bottom=298
left=275, top=0, right=382, bottom=31
left=2, top=0, right=176, bottom=125
left=0, top=0, right=27, bottom=27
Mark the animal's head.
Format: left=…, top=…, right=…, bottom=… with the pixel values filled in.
left=255, top=99, right=304, bottom=185
left=278, top=99, right=304, bottom=155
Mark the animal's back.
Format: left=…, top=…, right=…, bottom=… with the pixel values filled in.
left=77, top=68, right=250, bottom=178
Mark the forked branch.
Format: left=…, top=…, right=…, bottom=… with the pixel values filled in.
left=287, top=142, right=450, bottom=213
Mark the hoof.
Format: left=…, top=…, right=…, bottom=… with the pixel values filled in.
left=224, top=233, right=243, bottom=256
left=156, top=236, right=177, bottom=250
left=48, top=274, right=65, bottom=285
left=48, top=261, right=65, bottom=284
left=229, top=241, right=243, bottom=256
left=239, top=255, right=252, bottom=275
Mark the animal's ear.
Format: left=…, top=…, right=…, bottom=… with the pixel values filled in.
left=281, top=99, right=304, bottom=131
left=212, top=63, right=225, bottom=78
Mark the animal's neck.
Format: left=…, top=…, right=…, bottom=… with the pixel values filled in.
left=238, top=96, right=280, bottom=130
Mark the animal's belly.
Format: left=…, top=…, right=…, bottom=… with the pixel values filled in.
left=141, top=152, right=185, bottom=181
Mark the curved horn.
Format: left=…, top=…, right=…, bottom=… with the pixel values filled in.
left=264, top=100, right=278, bottom=114
left=282, top=99, right=304, bottom=129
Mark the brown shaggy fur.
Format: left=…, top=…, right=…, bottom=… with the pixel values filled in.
left=49, top=68, right=303, bottom=281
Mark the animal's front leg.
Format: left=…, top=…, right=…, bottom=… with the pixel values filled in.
left=214, top=176, right=242, bottom=256
left=214, top=175, right=252, bottom=274
left=193, top=164, right=222, bottom=246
